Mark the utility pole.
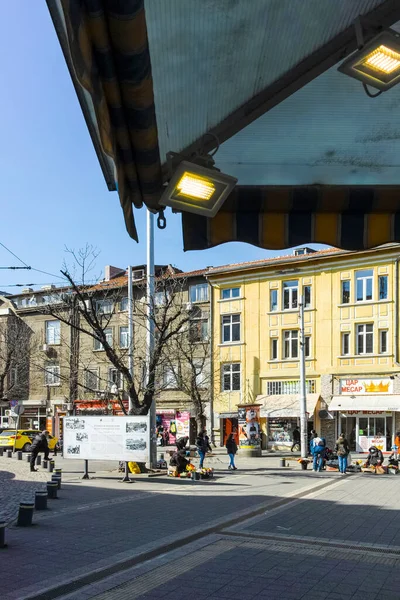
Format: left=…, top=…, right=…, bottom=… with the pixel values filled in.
left=127, top=266, right=134, bottom=413
left=146, top=211, right=157, bottom=468
left=299, top=295, right=308, bottom=458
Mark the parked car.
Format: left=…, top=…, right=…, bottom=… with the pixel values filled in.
left=0, top=430, right=58, bottom=452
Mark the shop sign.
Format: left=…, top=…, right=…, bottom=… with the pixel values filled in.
left=341, top=411, right=392, bottom=417
left=339, top=378, right=392, bottom=395
left=175, top=411, right=190, bottom=437
left=238, top=405, right=261, bottom=448
left=359, top=436, right=386, bottom=452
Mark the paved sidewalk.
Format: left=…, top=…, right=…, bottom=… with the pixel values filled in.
left=1, top=455, right=337, bottom=600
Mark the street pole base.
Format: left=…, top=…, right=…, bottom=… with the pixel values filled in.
left=119, top=462, right=133, bottom=483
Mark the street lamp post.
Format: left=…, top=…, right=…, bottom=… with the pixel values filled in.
left=146, top=211, right=157, bottom=468
left=299, top=295, right=308, bottom=459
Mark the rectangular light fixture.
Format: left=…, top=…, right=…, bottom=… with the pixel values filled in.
left=338, top=30, right=400, bottom=91
left=160, top=161, right=237, bottom=217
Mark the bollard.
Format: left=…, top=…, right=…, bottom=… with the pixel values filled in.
left=17, top=502, right=34, bottom=527
left=280, top=458, right=286, bottom=468
left=35, top=490, right=48, bottom=511
left=48, top=460, right=54, bottom=473
left=42, top=460, right=48, bottom=469
left=0, top=448, right=4, bottom=457
left=0, top=522, right=6, bottom=548
left=54, top=468, right=62, bottom=478
left=26, top=454, right=31, bottom=463
left=52, top=474, right=61, bottom=490
left=7, top=450, right=12, bottom=458
left=36, top=455, right=41, bottom=466
left=47, top=481, right=58, bottom=499
left=17, top=451, right=23, bottom=461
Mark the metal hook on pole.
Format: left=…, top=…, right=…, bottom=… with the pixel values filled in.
left=157, top=209, right=167, bottom=230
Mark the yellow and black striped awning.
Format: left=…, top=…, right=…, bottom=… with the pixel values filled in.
left=182, top=186, right=400, bottom=251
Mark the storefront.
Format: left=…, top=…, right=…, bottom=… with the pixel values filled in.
left=329, top=377, right=400, bottom=453
left=18, top=402, right=48, bottom=431
left=257, top=393, right=320, bottom=450
left=219, top=412, right=239, bottom=446
left=156, top=409, right=193, bottom=445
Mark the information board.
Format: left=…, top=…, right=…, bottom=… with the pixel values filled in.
left=63, top=416, right=150, bottom=462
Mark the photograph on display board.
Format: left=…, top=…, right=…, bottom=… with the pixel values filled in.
left=67, top=444, right=80, bottom=455
left=76, top=432, right=88, bottom=442
left=66, top=418, right=85, bottom=430
left=126, top=438, right=147, bottom=451
left=126, top=421, right=147, bottom=434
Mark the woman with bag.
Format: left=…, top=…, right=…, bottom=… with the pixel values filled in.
left=226, top=433, right=238, bottom=470
left=335, top=433, right=350, bottom=474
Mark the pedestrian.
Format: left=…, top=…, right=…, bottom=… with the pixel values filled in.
left=291, top=426, right=300, bottom=452
left=311, top=433, right=326, bottom=472
left=309, top=429, right=317, bottom=456
left=226, top=433, right=238, bottom=470
left=196, top=429, right=211, bottom=469
left=335, top=433, right=350, bottom=475
left=30, top=430, right=51, bottom=472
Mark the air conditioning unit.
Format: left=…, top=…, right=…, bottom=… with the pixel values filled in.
left=42, top=344, right=49, bottom=352
left=186, top=302, right=193, bottom=311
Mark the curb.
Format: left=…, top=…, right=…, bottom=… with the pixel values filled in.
left=16, top=475, right=340, bottom=600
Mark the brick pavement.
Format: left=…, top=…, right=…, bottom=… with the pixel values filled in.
left=0, top=457, right=48, bottom=524
left=0, top=456, right=337, bottom=600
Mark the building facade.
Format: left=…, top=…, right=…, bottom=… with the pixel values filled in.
left=208, top=244, right=400, bottom=452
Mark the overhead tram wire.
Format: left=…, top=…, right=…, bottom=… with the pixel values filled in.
left=0, top=241, right=30, bottom=268
left=0, top=240, right=66, bottom=281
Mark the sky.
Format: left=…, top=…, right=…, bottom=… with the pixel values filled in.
left=0, top=3, right=322, bottom=293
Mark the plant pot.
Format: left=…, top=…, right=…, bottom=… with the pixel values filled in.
left=301, top=462, right=308, bottom=470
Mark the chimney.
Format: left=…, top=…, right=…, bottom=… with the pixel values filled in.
left=104, top=266, right=125, bottom=281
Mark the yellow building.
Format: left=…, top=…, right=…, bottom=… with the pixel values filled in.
left=208, top=244, right=400, bottom=452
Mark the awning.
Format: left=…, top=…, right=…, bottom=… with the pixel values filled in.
left=46, top=0, right=163, bottom=242
left=329, top=395, right=400, bottom=411
left=257, top=394, right=320, bottom=418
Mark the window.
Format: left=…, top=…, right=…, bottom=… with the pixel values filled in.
left=222, top=314, right=241, bottom=343
left=45, top=320, right=60, bottom=345
left=9, top=367, right=18, bottom=387
left=379, top=275, right=388, bottom=300
left=44, top=363, right=60, bottom=386
left=194, top=359, right=208, bottom=388
left=163, top=366, right=178, bottom=389
left=266, top=380, right=316, bottom=395
left=221, top=287, right=240, bottom=300
left=303, top=286, right=311, bottom=308
left=304, top=336, right=311, bottom=358
left=96, top=299, right=114, bottom=314
left=84, top=368, right=100, bottom=391
left=189, top=307, right=209, bottom=342
left=270, top=338, right=278, bottom=360
left=356, top=324, right=373, bottom=354
left=270, top=290, right=278, bottom=312
left=356, top=269, right=373, bottom=302
left=341, top=280, right=350, bottom=304
left=108, top=368, right=123, bottom=390
left=283, top=281, right=298, bottom=310
left=94, top=328, right=113, bottom=351
left=119, top=326, right=129, bottom=349
left=154, top=291, right=170, bottom=306
left=379, top=330, right=388, bottom=354
left=222, top=363, right=241, bottom=391
left=283, top=330, right=298, bottom=359
left=120, top=297, right=128, bottom=312
left=190, top=283, right=209, bottom=303
left=342, top=332, right=350, bottom=356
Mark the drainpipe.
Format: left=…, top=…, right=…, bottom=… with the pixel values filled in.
left=208, top=281, right=215, bottom=446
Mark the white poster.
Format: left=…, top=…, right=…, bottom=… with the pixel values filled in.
left=63, top=416, right=150, bottom=462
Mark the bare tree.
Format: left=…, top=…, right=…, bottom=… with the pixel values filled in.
left=0, top=311, right=32, bottom=401
left=39, top=247, right=193, bottom=415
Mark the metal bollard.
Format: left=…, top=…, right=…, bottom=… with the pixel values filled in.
left=0, top=448, right=4, bottom=457
left=26, top=454, right=31, bottom=463
left=0, top=522, right=6, bottom=548
left=17, top=502, right=34, bottom=527
left=36, top=455, right=41, bottom=466
left=47, top=481, right=58, bottom=499
left=47, top=460, right=54, bottom=473
left=280, top=458, right=286, bottom=468
left=35, top=490, right=48, bottom=510
left=42, top=460, right=48, bottom=469
left=17, top=451, right=23, bottom=461
left=52, top=474, right=61, bottom=490
left=54, top=468, right=62, bottom=478
left=7, top=450, right=12, bottom=458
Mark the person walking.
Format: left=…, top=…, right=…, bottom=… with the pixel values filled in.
left=291, top=426, right=300, bottom=452
left=196, top=429, right=211, bottom=469
left=311, top=433, right=326, bottom=472
left=226, top=433, right=238, bottom=470
left=30, top=430, right=51, bottom=472
left=335, top=433, right=350, bottom=475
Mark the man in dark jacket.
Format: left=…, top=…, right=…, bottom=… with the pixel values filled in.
left=196, top=429, right=212, bottom=469
left=291, top=426, right=300, bottom=452
left=30, top=430, right=50, bottom=472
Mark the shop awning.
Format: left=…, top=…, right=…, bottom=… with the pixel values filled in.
left=257, top=394, right=320, bottom=418
left=330, top=395, right=400, bottom=411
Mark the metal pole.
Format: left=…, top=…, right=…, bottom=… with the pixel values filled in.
left=299, top=295, right=307, bottom=459
left=128, top=265, right=134, bottom=413
left=146, top=210, right=157, bottom=468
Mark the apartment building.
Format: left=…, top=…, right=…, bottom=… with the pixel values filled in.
left=0, top=265, right=211, bottom=443
left=208, top=244, right=400, bottom=451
